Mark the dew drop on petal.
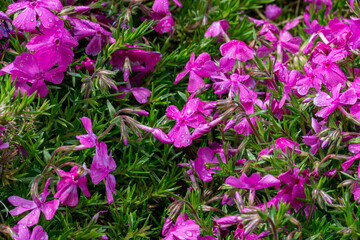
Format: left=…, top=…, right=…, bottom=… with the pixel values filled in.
left=185, top=231, right=193, bottom=237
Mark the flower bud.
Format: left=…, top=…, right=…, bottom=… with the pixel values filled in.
left=152, top=129, right=173, bottom=144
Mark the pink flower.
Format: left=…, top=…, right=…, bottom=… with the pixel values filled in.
left=296, top=64, right=322, bottom=95
left=204, top=20, right=229, bottom=40
left=191, top=147, right=224, bottom=182
left=341, top=153, right=360, bottom=178
left=11, top=225, right=48, bottom=240
left=3, top=50, right=65, bottom=97
left=213, top=73, right=256, bottom=100
left=54, top=166, right=91, bottom=207
left=75, top=117, right=98, bottom=150
left=90, top=142, right=117, bottom=204
left=302, top=118, right=325, bottom=155
left=26, top=21, right=78, bottom=66
left=225, top=173, right=280, bottom=202
left=72, top=19, right=114, bottom=56
left=152, top=0, right=182, bottom=14
left=166, top=98, right=206, bottom=148
left=162, top=213, right=200, bottom=240
left=220, top=40, right=255, bottom=61
left=313, top=84, right=357, bottom=118
left=276, top=167, right=308, bottom=212
left=117, top=85, right=152, bottom=104
left=174, top=52, right=211, bottom=93
left=110, top=46, right=161, bottom=82
left=265, top=4, right=281, bottom=20
left=8, top=178, right=60, bottom=226
left=6, top=0, right=63, bottom=31
left=313, top=49, right=347, bottom=89
left=153, top=13, right=175, bottom=34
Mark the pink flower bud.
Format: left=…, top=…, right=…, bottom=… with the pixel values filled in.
left=152, top=129, right=173, bottom=144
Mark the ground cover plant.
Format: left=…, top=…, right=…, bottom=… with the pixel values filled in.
left=2, top=0, right=360, bottom=239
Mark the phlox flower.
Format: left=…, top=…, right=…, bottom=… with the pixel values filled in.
left=162, top=213, right=200, bottom=240
left=118, top=85, right=152, bottom=104
left=225, top=172, right=280, bottom=202
left=2, top=49, right=65, bottom=97
left=90, top=142, right=117, bottom=204
left=174, top=52, right=211, bottom=93
left=341, top=143, right=360, bottom=178
left=212, top=73, right=257, bottom=100
left=0, top=125, right=9, bottom=149
left=191, top=147, right=224, bottom=182
left=233, top=102, right=259, bottom=136
left=6, top=0, right=63, bottom=31
left=26, top=21, right=78, bottom=66
left=249, top=17, right=279, bottom=42
left=313, top=84, right=357, bottom=119
left=54, top=166, right=90, bottom=207
left=265, top=4, right=281, bottom=20
left=152, top=0, right=182, bottom=14
left=257, top=19, right=302, bottom=62
left=296, top=64, right=322, bottom=95
left=302, top=118, right=326, bottom=155
left=8, top=178, right=60, bottom=226
left=11, top=224, right=48, bottom=240
left=312, top=49, right=348, bottom=89
left=275, top=167, right=309, bottom=212
left=166, top=98, right=206, bottom=148
left=75, top=117, right=98, bottom=150
left=111, top=46, right=161, bottom=82
left=220, top=40, right=255, bottom=61
left=204, top=20, right=229, bottom=41
left=72, top=19, right=114, bottom=56
left=153, top=13, right=174, bottom=34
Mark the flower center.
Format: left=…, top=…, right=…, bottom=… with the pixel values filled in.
left=35, top=73, right=44, bottom=79
left=54, top=38, right=60, bottom=45
left=30, top=2, right=38, bottom=7
left=295, top=179, right=300, bottom=184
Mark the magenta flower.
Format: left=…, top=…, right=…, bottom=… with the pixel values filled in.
left=265, top=4, right=281, bottom=20
left=225, top=172, right=280, bottom=202
left=4, top=50, right=65, bottom=97
left=117, top=85, right=152, bottom=104
left=154, top=14, right=175, bottom=34
left=204, top=19, right=229, bottom=40
left=191, top=147, right=223, bottom=182
left=220, top=40, right=255, bottom=61
left=90, top=142, right=117, bottom=204
left=26, top=21, right=78, bottom=66
left=341, top=153, right=360, bottom=178
left=276, top=167, right=308, bottom=212
left=75, top=117, right=98, bottom=150
left=313, top=49, right=347, bottom=89
left=353, top=183, right=360, bottom=203
left=110, top=46, right=161, bottom=82
left=302, top=118, right=325, bottom=155
left=152, top=0, right=182, bottom=14
left=166, top=98, right=206, bottom=148
left=296, top=64, right=322, bottom=95
left=249, top=17, right=279, bottom=42
left=11, top=225, right=48, bottom=240
left=8, top=178, right=60, bottom=226
left=257, top=19, right=302, bottom=62
left=313, top=84, right=357, bottom=119
left=0, top=125, right=9, bottom=149
left=162, top=213, right=200, bottom=240
left=212, top=73, right=256, bottom=100
left=72, top=19, right=114, bottom=56
left=54, top=166, right=91, bottom=207
left=6, top=0, right=63, bottom=31
left=174, top=52, right=211, bottom=93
